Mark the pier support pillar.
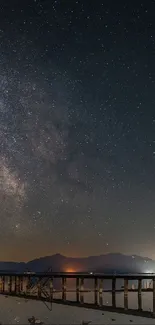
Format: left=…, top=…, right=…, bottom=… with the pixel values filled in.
left=80, top=278, right=84, bottom=304
left=99, top=279, right=103, bottom=306
left=153, top=278, right=155, bottom=317
left=99, top=279, right=103, bottom=294
left=2, top=276, right=5, bottom=292
left=26, top=276, right=31, bottom=294
left=112, top=278, right=116, bottom=308
left=94, top=278, right=98, bottom=305
left=8, top=276, right=12, bottom=293
left=138, top=279, right=142, bottom=311
left=20, top=277, right=23, bottom=292
left=62, top=277, right=66, bottom=301
left=37, top=282, right=42, bottom=298
left=16, top=276, right=20, bottom=293
left=49, top=278, right=53, bottom=301
left=76, top=278, right=80, bottom=302
left=0, top=277, right=2, bottom=292
left=0, top=276, right=4, bottom=292
left=14, top=276, right=17, bottom=292
left=124, top=279, right=128, bottom=310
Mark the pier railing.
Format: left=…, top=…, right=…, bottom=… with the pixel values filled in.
left=0, top=272, right=154, bottom=318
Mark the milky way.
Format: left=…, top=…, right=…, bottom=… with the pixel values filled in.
left=0, top=0, right=155, bottom=261
left=0, top=68, right=71, bottom=237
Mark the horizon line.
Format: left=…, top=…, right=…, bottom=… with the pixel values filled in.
left=0, top=252, right=153, bottom=263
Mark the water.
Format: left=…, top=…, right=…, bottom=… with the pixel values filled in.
left=0, top=292, right=155, bottom=324
left=0, top=277, right=154, bottom=323
left=53, top=291, right=153, bottom=311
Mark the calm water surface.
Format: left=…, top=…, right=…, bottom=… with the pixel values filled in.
left=0, top=291, right=154, bottom=324
left=0, top=278, right=154, bottom=324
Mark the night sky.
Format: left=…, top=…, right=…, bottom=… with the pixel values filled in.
left=0, top=0, right=155, bottom=261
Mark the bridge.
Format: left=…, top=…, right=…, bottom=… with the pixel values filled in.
left=0, top=271, right=155, bottom=318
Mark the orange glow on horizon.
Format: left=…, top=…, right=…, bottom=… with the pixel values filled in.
left=65, top=267, right=76, bottom=273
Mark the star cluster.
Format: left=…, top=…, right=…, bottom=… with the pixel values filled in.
left=0, top=0, right=155, bottom=261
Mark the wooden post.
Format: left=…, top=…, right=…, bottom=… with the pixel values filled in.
left=2, top=276, right=5, bottom=292
left=76, top=278, right=80, bottom=302
left=153, top=278, right=155, bottom=317
left=80, top=278, right=84, bottom=304
left=49, top=278, right=53, bottom=301
left=138, top=279, right=142, bottom=311
left=16, top=276, right=20, bottom=293
left=37, top=283, right=42, bottom=298
left=62, top=277, right=66, bottom=301
left=26, top=277, right=28, bottom=293
left=99, top=293, right=103, bottom=306
left=99, top=278, right=103, bottom=306
left=99, top=278, right=103, bottom=294
left=0, top=277, right=2, bottom=292
left=8, top=276, right=12, bottom=293
left=14, top=276, right=17, bottom=292
left=112, top=278, right=116, bottom=308
left=20, top=277, right=23, bottom=292
left=26, top=276, right=31, bottom=294
left=94, top=278, right=98, bottom=305
left=124, top=279, right=128, bottom=310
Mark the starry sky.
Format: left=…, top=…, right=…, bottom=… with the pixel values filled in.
left=0, top=0, right=155, bottom=262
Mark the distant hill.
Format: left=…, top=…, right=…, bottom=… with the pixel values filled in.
left=0, top=253, right=154, bottom=273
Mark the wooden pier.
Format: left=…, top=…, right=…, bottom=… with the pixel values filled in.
left=0, top=272, right=154, bottom=318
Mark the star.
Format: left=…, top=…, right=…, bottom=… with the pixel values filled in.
left=0, top=0, right=154, bottom=262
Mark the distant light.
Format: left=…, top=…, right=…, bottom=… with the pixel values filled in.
left=65, top=268, right=75, bottom=273
left=90, top=272, right=93, bottom=275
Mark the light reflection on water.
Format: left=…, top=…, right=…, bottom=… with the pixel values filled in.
left=0, top=292, right=154, bottom=324
left=1, top=278, right=154, bottom=307
left=53, top=291, right=153, bottom=311
left=0, top=278, right=154, bottom=324
left=2, top=278, right=154, bottom=312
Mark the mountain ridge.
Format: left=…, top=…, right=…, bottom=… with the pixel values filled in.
left=0, top=253, right=154, bottom=273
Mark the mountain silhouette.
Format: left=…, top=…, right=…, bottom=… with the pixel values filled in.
left=0, top=253, right=154, bottom=273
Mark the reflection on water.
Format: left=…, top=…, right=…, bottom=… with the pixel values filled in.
left=1, top=277, right=154, bottom=312
left=0, top=292, right=154, bottom=324
left=53, top=291, right=153, bottom=311
left=0, top=277, right=155, bottom=324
